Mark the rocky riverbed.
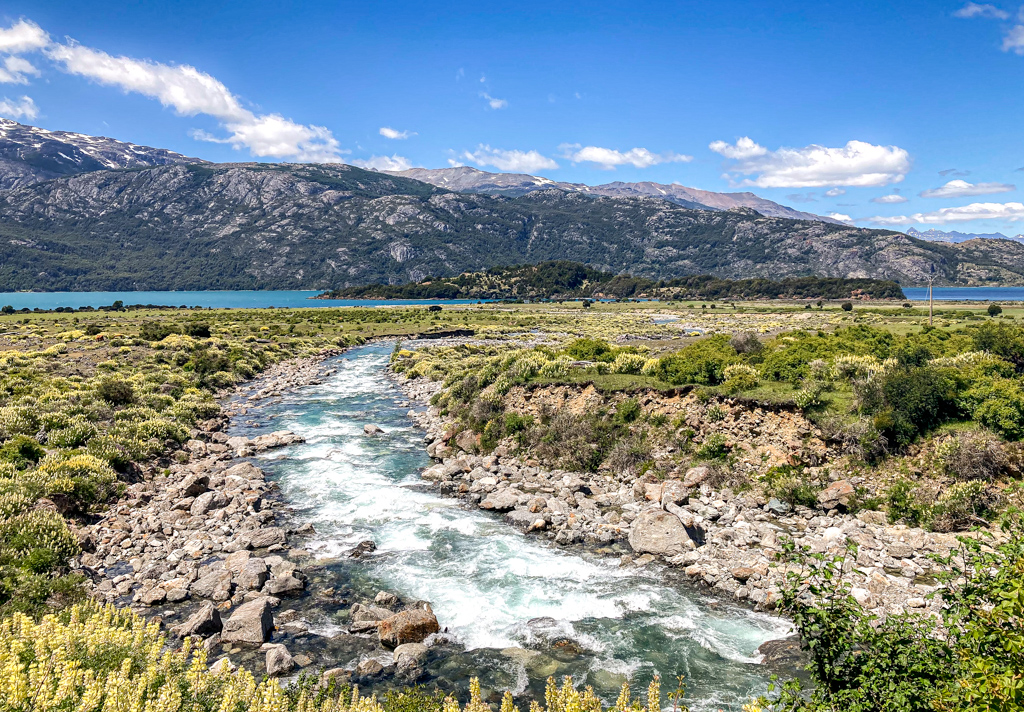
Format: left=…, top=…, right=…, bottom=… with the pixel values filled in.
left=394, top=370, right=975, bottom=621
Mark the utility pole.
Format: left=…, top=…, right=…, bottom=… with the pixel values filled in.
left=927, top=275, right=934, bottom=326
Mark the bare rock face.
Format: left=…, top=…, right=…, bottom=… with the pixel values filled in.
left=222, top=597, right=274, bottom=645
left=377, top=609, right=440, bottom=648
left=628, top=509, right=697, bottom=556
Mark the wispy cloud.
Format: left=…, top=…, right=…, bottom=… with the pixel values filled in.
left=825, top=187, right=846, bottom=197
left=481, top=92, right=507, bottom=109
left=920, top=179, right=1015, bottom=198
left=710, top=137, right=910, bottom=188
left=939, top=168, right=970, bottom=177
left=871, top=193, right=909, bottom=204
left=0, top=19, right=49, bottom=54
left=0, top=94, right=37, bottom=120
left=560, top=143, right=692, bottom=169
left=459, top=144, right=557, bottom=172
left=953, top=2, right=1009, bottom=19
left=352, top=154, right=414, bottom=171
left=379, top=127, right=415, bottom=140
left=867, top=201, right=1024, bottom=225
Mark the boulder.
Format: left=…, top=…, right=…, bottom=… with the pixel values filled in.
left=355, top=659, right=384, bottom=677
left=349, top=541, right=376, bottom=558
left=766, top=498, right=791, bottom=516
left=682, top=466, right=711, bottom=488
left=222, top=597, right=274, bottom=645
left=236, top=560, right=270, bottom=591
left=263, top=575, right=305, bottom=596
left=455, top=430, right=479, bottom=452
left=375, top=591, right=400, bottom=607
left=192, top=570, right=233, bottom=601
left=363, top=424, right=384, bottom=436
left=628, top=509, right=698, bottom=557
left=378, top=609, right=441, bottom=648
left=247, top=528, right=287, bottom=549
left=480, top=489, right=519, bottom=511
left=180, top=473, right=210, bottom=498
left=352, top=604, right=393, bottom=622
left=265, top=644, right=295, bottom=676
left=190, top=491, right=217, bottom=516
left=173, top=602, right=222, bottom=638
left=817, top=480, right=856, bottom=511
left=393, top=642, right=428, bottom=669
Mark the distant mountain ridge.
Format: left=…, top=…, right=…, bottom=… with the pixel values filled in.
left=0, top=119, right=207, bottom=190
left=385, top=166, right=841, bottom=223
left=906, top=227, right=1024, bottom=244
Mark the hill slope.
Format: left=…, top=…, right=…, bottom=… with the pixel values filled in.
left=0, top=162, right=1020, bottom=291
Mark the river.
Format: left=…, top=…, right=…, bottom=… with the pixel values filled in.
left=232, top=344, right=793, bottom=711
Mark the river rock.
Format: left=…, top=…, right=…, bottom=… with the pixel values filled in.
left=628, top=509, right=697, bottom=556
left=817, top=480, right=855, bottom=511
left=758, top=637, right=809, bottom=670
left=480, top=489, right=519, bottom=511
left=247, top=528, right=287, bottom=549
left=264, top=575, right=305, bottom=596
left=180, top=474, right=210, bottom=498
left=766, top=498, right=791, bottom=516
left=355, top=659, right=384, bottom=677
left=222, top=597, right=274, bottom=645
left=192, top=570, right=233, bottom=600
left=682, top=466, right=711, bottom=488
left=375, top=591, right=400, bottom=607
left=173, top=602, right=222, bottom=638
left=265, top=644, right=295, bottom=676
left=363, top=424, right=384, bottom=436
left=378, top=609, right=440, bottom=648
left=393, top=642, right=429, bottom=669
left=236, top=560, right=270, bottom=590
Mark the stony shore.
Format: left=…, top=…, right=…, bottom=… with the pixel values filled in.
left=76, top=348, right=446, bottom=682
left=394, top=372, right=974, bottom=621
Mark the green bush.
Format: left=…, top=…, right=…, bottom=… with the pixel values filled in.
left=963, top=378, right=1024, bottom=440
left=0, top=436, right=45, bottom=470
left=657, top=335, right=736, bottom=385
left=877, top=366, right=962, bottom=447
left=95, top=376, right=136, bottom=405
left=562, top=338, right=615, bottom=362
left=30, top=454, right=121, bottom=511
left=615, top=398, right=642, bottom=424
left=694, top=432, right=729, bottom=460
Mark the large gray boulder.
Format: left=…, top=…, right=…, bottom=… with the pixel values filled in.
left=628, top=509, right=697, bottom=556
left=222, top=597, right=274, bottom=645
left=191, top=570, right=233, bottom=601
left=265, top=644, right=295, bottom=676
left=173, top=602, right=222, bottom=638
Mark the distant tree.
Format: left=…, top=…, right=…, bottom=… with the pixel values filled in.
left=988, top=303, right=1003, bottom=317
left=0, top=305, right=13, bottom=314
left=841, top=302, right=853, bottom=311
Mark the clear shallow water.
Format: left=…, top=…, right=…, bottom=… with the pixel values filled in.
left=237, top=344, right=792, bottom=710
left=0, top=290, right=486, bottom=310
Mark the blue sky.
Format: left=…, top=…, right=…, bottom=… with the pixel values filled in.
left=2, top=0, right=1024, bottom=233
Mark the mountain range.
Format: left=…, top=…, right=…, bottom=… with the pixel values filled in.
left=385, top=166, right=842, bottom=223
left=905, top=227, right=1024, bottom=244
left=0, top=120, right=1023, bottom=291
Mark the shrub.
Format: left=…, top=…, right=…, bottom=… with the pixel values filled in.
left=841, top=301, right=853, bottom=311
left=95, top=376, right=136, bottom=405
left=562, top=338, right=615, bottom=362
left=988, top=303, right=1003, bottom=317
left=612, top=352, right=647, bottom=374
left=934, top=430, right=1007, bottom=481
left=46, top=418, right=97, bottom=448
left=885, top=478, right=930, bottom=527
left=931, top=481, right=996, bottom=531
left=694, top=432, right=729, bottom=460
left=615, top=398, right=642, bottom=424
left=722, top=363, right=759, bottom=393
left=656, top=335, right=736, bottom=385
left=877, top=366, right=962, bottom=447
left=729, top=331, right=763, bottom=355
left=0, top=436, right=45, bottom=470
left=0, top=407, right=39, bottom=438
left=964, top=377, right=1024, bottom=440
left=0, top=508, right=80, bottom=571
left=31, top=454, right=120, bottom=511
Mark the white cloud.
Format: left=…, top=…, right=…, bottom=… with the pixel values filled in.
left=560, top=143, right=692, bottom=169
left=0, top=56, right=40, bottom=84
left=44, top=38, right=342, bottom=161
left=1003, top=25, right=1024, bottom=53
left=0, top=19, right=49, bottom=54
left=711, top=137, right=911, bottom=188
left=708, top=136, right=767, bottom=160
left=954, top=2, right=1009, bottom=19
left=871, top=193, right=909, bottom=204
left=920, top=178, right=1015, bottom=198
left=0, top=94, right=37, bottom=120
left=460, top=144, right=557, bottom=172
left=481, top=92, right=507, bottom=109
left=867, top=201, right=1024, bottom=225
left=827, top=212, right=854, bottom=224
left=379, top=127, right=415, bottom=140
left=351, top=154, right=414, bottom=171
left=825, top=187, right=846, bottom=197
left=446, top=158, right=465, bottom=168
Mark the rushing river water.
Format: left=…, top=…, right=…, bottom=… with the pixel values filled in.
left=233, top=344, right=792, bottom=711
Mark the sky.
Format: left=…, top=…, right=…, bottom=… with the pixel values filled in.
left=1, top=0, right=1023, bottom=233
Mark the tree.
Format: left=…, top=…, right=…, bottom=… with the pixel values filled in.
left=0, top=305, right=13, bottom=314
left=841, top=302, right=853, bottom=312
left=988, top=303, right=1003, bottom=317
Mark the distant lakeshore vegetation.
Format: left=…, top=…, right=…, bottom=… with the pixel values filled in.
left=320, top=261, right=906, bottom=301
